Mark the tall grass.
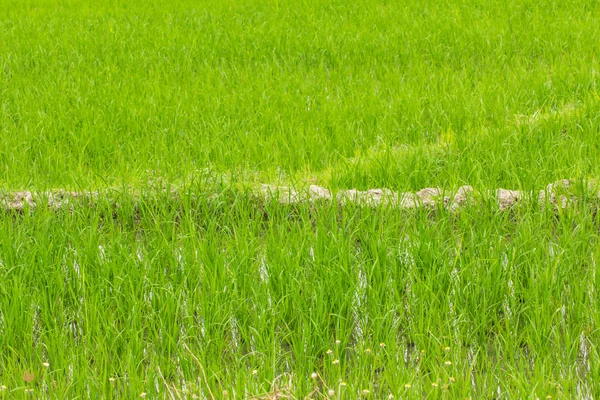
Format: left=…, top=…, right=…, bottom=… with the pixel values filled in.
left=2, top=0, right=600, bottom=398
left=1, top=0, right=599, bottom=189
left=0, top=191, right=599, bottom=398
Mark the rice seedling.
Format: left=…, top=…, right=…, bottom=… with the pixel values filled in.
left=1, top=0, right=600, bottom=398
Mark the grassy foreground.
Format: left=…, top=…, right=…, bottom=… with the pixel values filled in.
left=1, top=191, right=599, bottom=398
left=2, top=0, right=600, bottom=398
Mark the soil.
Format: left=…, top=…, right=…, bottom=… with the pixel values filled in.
left=1, top=179, right=595, bottom=212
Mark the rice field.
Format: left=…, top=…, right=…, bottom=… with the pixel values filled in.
left=1, top=0, right=600, bottom=398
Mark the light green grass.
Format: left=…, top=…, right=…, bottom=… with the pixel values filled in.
left=2, top=0, right=600, bottom=398
left=1, top=0, right=600, bottom=190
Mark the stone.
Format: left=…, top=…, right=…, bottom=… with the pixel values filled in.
left=496, top=189, right=522, bottom=211
left=449, top=185, right=475, bottom=211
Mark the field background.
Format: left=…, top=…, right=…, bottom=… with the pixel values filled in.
left=1, top=0, right=600, bottom=399
left=2, top=0, right=600, bottom=190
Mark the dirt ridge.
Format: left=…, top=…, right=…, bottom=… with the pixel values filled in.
left=1, top=179, right=596, bottom=212
left=261, top=179, right=598, bottom=211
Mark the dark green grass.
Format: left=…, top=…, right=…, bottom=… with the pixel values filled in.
left=0, top=191, right=599, bottom=398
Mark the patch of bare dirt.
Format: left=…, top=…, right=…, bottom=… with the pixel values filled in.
left=2, top=179, right=597, bottom=213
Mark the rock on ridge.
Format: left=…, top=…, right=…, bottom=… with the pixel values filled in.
left=1, top=179, right=597, bottom=212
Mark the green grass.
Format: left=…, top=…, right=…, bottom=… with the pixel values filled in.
left=1, top=192, right=600, bottom=398
left=2, top=0, right=600, bottom=398
left=1, top=0, right=600, bottom=190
